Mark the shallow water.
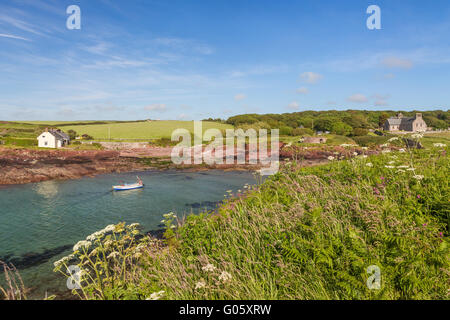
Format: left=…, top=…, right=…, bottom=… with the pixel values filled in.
left=0, top=169, right=256, bottom=299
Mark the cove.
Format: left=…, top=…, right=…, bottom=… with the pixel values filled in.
left=0, top=169, right=256, bottom=299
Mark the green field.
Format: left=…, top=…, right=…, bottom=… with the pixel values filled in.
left=58, top=120, right=234, bottom=140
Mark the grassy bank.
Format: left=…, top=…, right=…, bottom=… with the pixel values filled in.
left=48, top=144, right=449, bottom=301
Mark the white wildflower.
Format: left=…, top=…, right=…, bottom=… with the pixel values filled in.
left=195, top=281, right=206, bottom=290
left=433, top=143, right=446, bottom=147
left=385, top=165, right=395, bottom=169
left=107, top=251, right=120, bottom=259
left=146, top=290, right=165, bottom=300
left=202, top=264, right=216, bottom=272
left=407, top=168, right=416, bottom=171
left=353, top=152, right=358, bottom=156
left=219, top=271, right=232, bottom=282
left=362, top=147, right=369, bottom=150
left=413, top=175, right=424, bottom=180
left=388, top=137, right=399, bottom=142
left=73, top=240, right=92, bottom=252
left=397, top=165, right=409, bottom=169
left=382, top=149, right=391, bottom=154
left=396, top=169, right=405, bottom=173
left=398, top=148, right=406, bottom=153
left=366, top=163, right=373, bottom=167
left=411, top=133, right=423, bottom=139
left=380, top=143, right=389, bottom=148
left=327, top=156, right=335, bottom=161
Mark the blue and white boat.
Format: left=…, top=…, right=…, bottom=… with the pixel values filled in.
left=112, top=176, right=144, bottom=191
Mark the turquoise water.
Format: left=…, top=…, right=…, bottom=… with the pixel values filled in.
left=0, top=169, right=256, bottom=299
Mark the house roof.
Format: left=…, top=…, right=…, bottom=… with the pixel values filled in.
left=40, top=130, right=70, bottom=141
left=386, top=116, right=415, bottom=126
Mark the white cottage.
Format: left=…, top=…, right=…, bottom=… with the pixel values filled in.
left=37, top=129, right=70, bottom=148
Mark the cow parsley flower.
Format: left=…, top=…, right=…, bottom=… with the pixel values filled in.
left=433, top=143, right=446, bottom=147
left=413, top=175, right=424, bottom=180
left=202, top=264, right=216, bottom=272
left=366, top=163, right=373, bottom=167
left=73, top=240, right=92, bottom=252
left=146, top=290, right=165, bottom=300
left=195, top=281, right=206, bottom=290
left=327, top=156, right=335, bottom=161
left=219, top=271, right=232, bottom=282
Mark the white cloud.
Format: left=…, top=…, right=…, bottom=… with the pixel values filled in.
left=234, top=93, right=246, bottom=101
left=300, top=72, right=323, bottom=84
left=287, top=101, right=300, bottom=110
left=144, top=104, right=167, bottom=112
left=381, top=57, right=413, bottom=69
left=0, top=33, right=30, bottom=41
left=296, top=87, right=309, bottom=94
left=347, top=94, right=368, bottom=103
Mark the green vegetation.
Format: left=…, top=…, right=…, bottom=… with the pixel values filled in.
left=53, top=145, right=449, bottom=300
left=58, top=121, right=233, bottom=140
left=226, top=110, right=450, bottom=134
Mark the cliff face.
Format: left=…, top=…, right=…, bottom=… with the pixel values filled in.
left=0, top=148, right=147, bottom=185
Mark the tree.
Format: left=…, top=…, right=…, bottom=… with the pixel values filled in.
left=331, top=122, right=353, bottom=136
left=67, top=129, right=78, bottom=140
left=378, top=113, right=390, bottom=128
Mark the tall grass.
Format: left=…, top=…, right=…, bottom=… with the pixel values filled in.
left=55, top=147, right=449, bottom=300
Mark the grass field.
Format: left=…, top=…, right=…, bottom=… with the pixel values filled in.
left=58, top=120, right=234, bottom=140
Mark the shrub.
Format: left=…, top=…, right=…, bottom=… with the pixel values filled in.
left=352, top=128, right=369, bottom=136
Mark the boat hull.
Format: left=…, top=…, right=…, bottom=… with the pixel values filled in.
left=112, top=184, right=144, bottom=191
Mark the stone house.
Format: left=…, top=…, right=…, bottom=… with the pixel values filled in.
left=384, top=113, right=427, bottom=132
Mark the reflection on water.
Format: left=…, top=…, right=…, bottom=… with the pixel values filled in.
left=0, top=169, right=256, bottom=299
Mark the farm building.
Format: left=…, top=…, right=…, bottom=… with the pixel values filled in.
left=37, top=129, right=70, bottom=148
left=384, top=113, right=427, bottom=132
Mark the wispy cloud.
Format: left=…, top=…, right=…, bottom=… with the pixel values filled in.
left=234, top=93, right=246, bottom=101
left=0, top=33, right=29, bottom=41
left=347, top=94, right=368, bottom=103
left=300, top=72, right=323, bottom=84
left=381, top=57, right=413, bottom=69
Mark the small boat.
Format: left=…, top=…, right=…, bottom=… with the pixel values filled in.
left=112, top=176, right=144, bottom=191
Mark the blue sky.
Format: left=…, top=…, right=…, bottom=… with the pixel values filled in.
left=0, top=0, right=449, bottom=120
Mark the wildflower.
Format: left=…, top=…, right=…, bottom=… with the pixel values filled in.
left=73, top=240, right=92, bottom=252
left=407, top=168, right=415, bottom=171
left=396, top=169, right=405, bottom=173
left=417, top=195, right=421, bottom=199
left=146, top=290, right=165, bottom=300
left=385, top=165, right=395, bottom=169
left=388, top=161, right=395, bottom=165
left=366, top=163, right=373, bottom=167
left=53, top=256, right=69, bottom=268
left=413, top=175, right=424, bottom=180
left=380, top=143, right=389, bottom=148
left=327, top=156, right=335, bottom=161
left=104, top=224, right=116, bottom=233
left=388, top=137, right=399, bottom=142
left=195, top=280, right=206, bottom=290
left=202, top=264, right=216, bottom=272
left=398, top=148, right=406, bottom=153
left=128, top=223, right=140, bottom=229
left=433, top=143, right=446, bottom=147
left=353, top=152, right=358, bottom=156
left=218, top=271, right=232, bottom=282
left=411, top=133, right=423, bottom=139
left=397, top=165, right=409, bottom=169
left=107, top=251, right=120, bottom=259
left=362, top=147, right=368, bottom=150
left=381, top=149, right=391, bottom=154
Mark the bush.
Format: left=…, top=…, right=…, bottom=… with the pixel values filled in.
left=352, top=128, right=369, bottom=136
left=353, top=135, right=389, bottom=147
left=279, top=126, right=293, bottom=136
